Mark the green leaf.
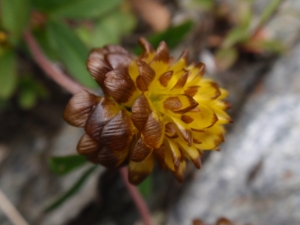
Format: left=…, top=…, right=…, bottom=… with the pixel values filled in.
left=138, top=175, right=152, bottom=199
left=258, top=40, right=286, bottom=53
left=215, top=48, right=238, bottom=70
left=49, top=155, right=88, bottom=176
left=0, top=51, right=17, bottom=99
left=18, top=75, right=49, bottom=109
left=0, top=0, right=30, bottom=43
left=49, top=0, right=121, bottom=19
left=88, top=10, right=137, bottom=47
left=133, top=20, right=194, bottom=55
left=222, top=27, right=249, bottom=48
left=18, top=88, right=37, bottom=109
left=33, top=29, right=58, bottom=61
left=257, top=0, right=282, bottom=28
left=191, top=0, right=214, bottom=11
left=46, top=20, right=97, bottom=88
left=31, top=0, right=69, bottom=12
left=44, top=165, right=96, bottom=212
left=244, top=39, right=286, bottom=54
left=237, top=1, right=253, bottom=29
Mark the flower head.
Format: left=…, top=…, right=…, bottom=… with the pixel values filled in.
left=63, top=38, right=231, bottom=185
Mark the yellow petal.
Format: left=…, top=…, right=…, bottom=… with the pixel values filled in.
left=193, top=124, right=225, bottom=150
left=164, top=138, right=188, bottom=178
left=163, top=94, right=198, bottom=114
left=185, top=105, right=218, bottom=130
left=171, top=116, right=193, bottom=146
left=173, top=159, right=186, bottom=182
left=213, top=107, right=232, bottom=124
left=139, top=37, right=155, bottom=62
left=177, top=139, right=202, bottom=168
left=128, top=154, right=154, bottom=185
left=186, top=62, right=205, bottom=84
left=169, top=49, right=189, bottom=73
left=128, top=60, right=139, bottom=82
left=171, top=71, right=188, bottom=91
left=195, top=79, right=221, bottom=100
left=218, top=88, right=229, bottom=99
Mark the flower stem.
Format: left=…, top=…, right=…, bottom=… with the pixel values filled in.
left=23, top=30, right=152, bottom=225
left=23, top=30, right=83, bottom=95
left=120, top=167, right=153, bottom=225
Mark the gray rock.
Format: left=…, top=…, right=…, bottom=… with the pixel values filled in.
left=0, top=107, right=100, bottom=225
left=166, top=24, right=300, bottom=225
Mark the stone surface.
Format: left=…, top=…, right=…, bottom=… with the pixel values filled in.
left=166, top=26, right=300, bottom=225
left=0, top=103, right=99, bottom=225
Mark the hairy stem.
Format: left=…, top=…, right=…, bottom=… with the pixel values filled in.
left=23, top=30, right=152, bottom=225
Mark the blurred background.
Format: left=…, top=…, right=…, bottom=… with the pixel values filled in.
left=0, top=0, right=300, bottom=224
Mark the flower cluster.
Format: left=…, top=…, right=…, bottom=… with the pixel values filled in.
left=63, top=38, right=231, bottom=185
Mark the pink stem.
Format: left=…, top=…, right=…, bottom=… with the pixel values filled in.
left=120, top=167, right=153, bottom=225
left=23, top=30, right=83, bottom=95
left=23, top=30, right=152, bottom=225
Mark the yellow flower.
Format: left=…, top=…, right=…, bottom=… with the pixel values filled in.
left=63, top=38, right=231, bottom=185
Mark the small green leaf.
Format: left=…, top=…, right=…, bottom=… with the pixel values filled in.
left=44, top=165, right=96, bottom=212
left=0, top=51, right=17, bottom=99
left=191, top=0, right=214, bottom=11
left=18, top=88, right=37, bottom=109
left=49, top=0, right=121, bottom=19
left=31, top=0, right=68, bottom=12
left=244, top=39, right=286, bottom=54
left=18, top=75, right=49, bottom=109
left=259, top=40, right=286, bottom=53
left=133, top=20, right=194, bottom=55
left=0, top=0, right=30, bottom=43
left=33, top=29, right=58, bottom=61
left=46, top=20, right=97, bottom=88
left=88, top=10, right=137, bottom=47
left=215, top=48, right=238, bottom=70
left=237, top=1, right=253, bottom=29
left=257, top=0, right=282, bottom=28
left=222, top=27, right=249, bottom=48
left=49, top=155, right=88, bottom=176
left=138, top=175, right=152, bottom=199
